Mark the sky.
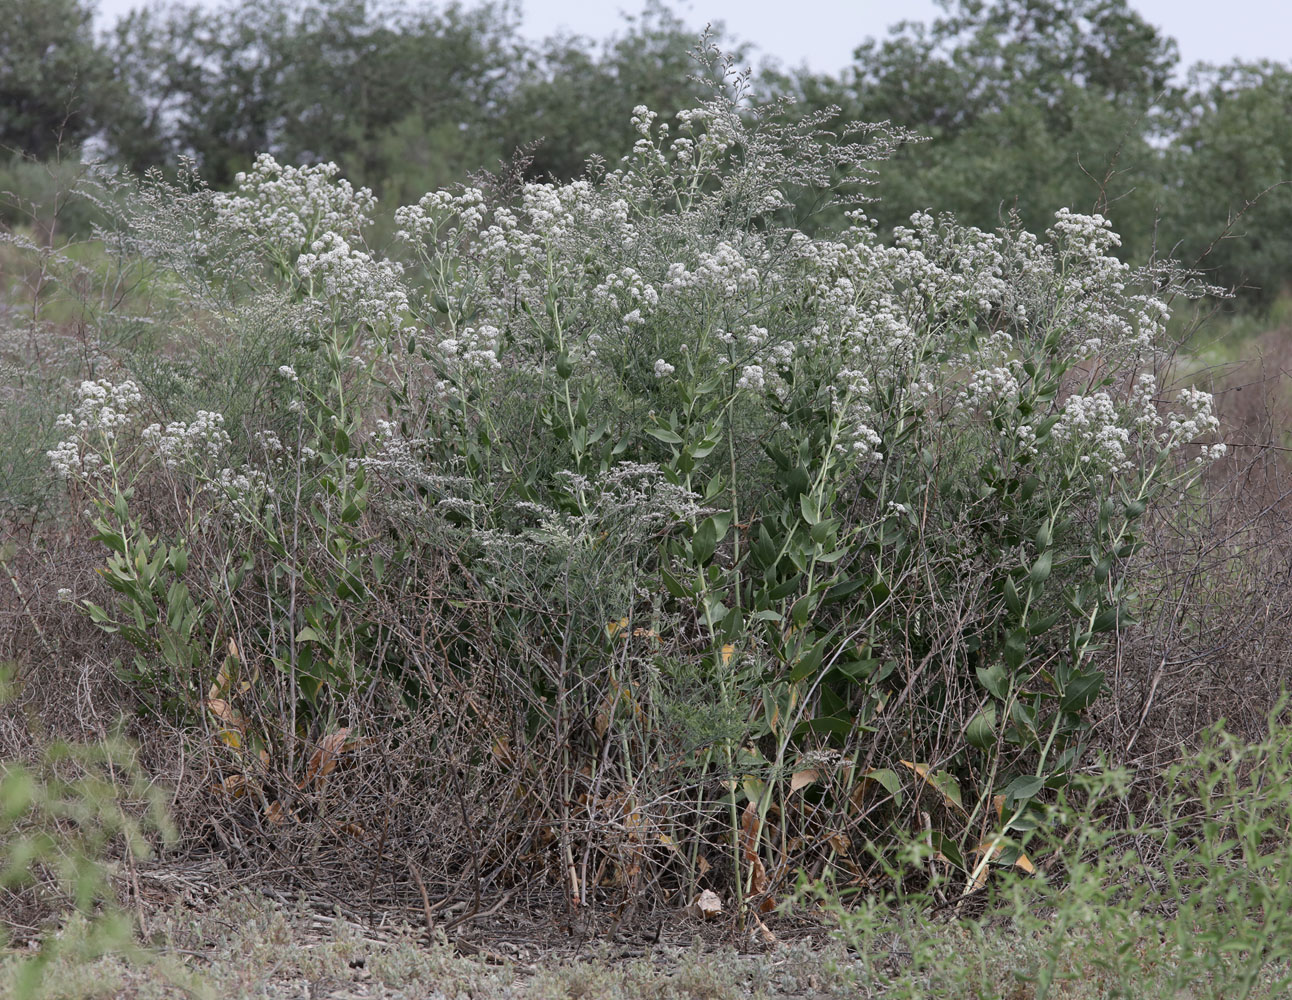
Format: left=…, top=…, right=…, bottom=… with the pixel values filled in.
left=91, top=0, right=1291, bottom=76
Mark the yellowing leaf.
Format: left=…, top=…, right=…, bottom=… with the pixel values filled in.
left=212, top=774, right=249, bottom=797
left=606, top=617, right=629, bottom=639
left=790, top=769, right=819, bottom=793
left=215, top=728, right=242, bottom=749
left=491, top=737, right=514, bottom=765
left=825, top=832, right=851, bottom=855
left=657, top=833, right=684, bottom=858
left=206, top=697, right=247, bottom=749
left=739, top=800, right=762, bottom=857
left=751, top=912, right=777, bottom=943
left=303, top=727, right=352, bottom=786
left=721, top=643, right=735, bottom=666
left=970, top=837, right=1038, bottom=883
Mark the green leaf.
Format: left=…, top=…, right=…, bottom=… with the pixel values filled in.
left=823, top=578, right=866, bottom=604
left=793, top=714, right=855, bottom=739
left=799, top=494, right=820, bottom=525
left=1027, top=611, right=1062, bottom=636
left=864, top=768, right=903, bottom=804
left=691, top=520, right=718, bottom=564
left=927, top=770, right=964, bottom=812
left=1003, top=576, right=1022, bottom=616
left=790, top=592, right=816, bottom=628
left=660, top=566, right=690, bottom=599
left=646, top=426, right=683, bottom=445
left=768, top=573, right=803, bottom=601
left=295, top=627, right=323, bottom=644
left=1091, top=607, right=1119, bottom=633
left=1003, top=774, right=1044, bottom=804
left=976, top=663, right=1008, bottom=700
left=1059, top=671, right=1105, bottom=714
left=930, top=832, right=966, bottom=870
left=965, top=707, right=998, bottom=750
left=689, top=438, right=719, bottom=459
left=1004, top=627, right=1028, bottom=671
left=1029, top=550, right=1053, bottom=586
left=787, top=640, right=825, bottom=683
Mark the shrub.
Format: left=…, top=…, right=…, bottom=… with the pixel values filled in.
left=39, top=60, right=1226, bottom=914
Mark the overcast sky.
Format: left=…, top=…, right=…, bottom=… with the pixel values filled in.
left=91, top=0, right=1291, bottom=76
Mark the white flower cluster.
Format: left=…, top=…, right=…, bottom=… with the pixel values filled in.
left=394, top=187, right=486, bottom=245
left=54, top=379, right=142, bottom=437
left=296, top=231, right=409, bottom=331
left=47, top=379, right=144, bottom=479
left=215, top=465, right=272, bottom=497
left=213, top=154, right=375, bottom=254
left=593, top=267, right=660, bottom=332
left=340, top=97, right=1226, bottom=506
left=1051, top=392, right=1134, bottom=474
left=892, top=212, right=1006, bottom=315
left=962, top=362, right=1025, bottom=410
left=141, top=411, right=230, bottom=468
left=664, top=242, right=762, bottom=301
left=438, top=324, right=501, bottom=372
left=1167, top=387, right=1226, bottom=462
left=46, top=438, right=94, bottom=480
left=735, top=364, right=765, bottom=390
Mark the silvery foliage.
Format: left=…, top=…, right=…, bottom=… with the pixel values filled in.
left=384, top=90, right=1222, bottom=493
left=54, top=62, right=1225, bottom=562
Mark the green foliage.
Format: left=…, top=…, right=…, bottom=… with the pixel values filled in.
left=498, top=2, right=740, bottom=182
left=102, top=0, right=523, bottom=190
left=767, top=0, right=1177, bottom=257
left=805, top=710, right=1292, bottom=999
left=0, top=666, right=173, bottom=1000
left=1161, top=62, right=1292, bottom=310
left=5, top=0, right=1289, bottom=311
left=0, top=0, right=117, bottom=161
left=11, top=40, right=1235, bottom=920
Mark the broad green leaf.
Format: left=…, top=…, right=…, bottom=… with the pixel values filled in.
left=965, top=707, right=998, bottom=750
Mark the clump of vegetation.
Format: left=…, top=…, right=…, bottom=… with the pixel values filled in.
left=804, top=709, right=1292, bottom=1000
left=0, top=666, right=173, bottom=1000
left=19, top=52, right=1227, bottom=928
left=4, top=10, right=1292, bottom=997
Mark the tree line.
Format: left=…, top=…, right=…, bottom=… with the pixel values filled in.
left=6, top=0, right=1292, bottom=309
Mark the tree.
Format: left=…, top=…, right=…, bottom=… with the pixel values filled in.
left=0, top=0, right=115, bottom=159
left=767, top=0, right=1178, bottom=257
left=103, top=0, right=523, bottom=193
left=499, top=2, right=742, bottom=181
left=1161, top=62, right=1292, bottom=307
